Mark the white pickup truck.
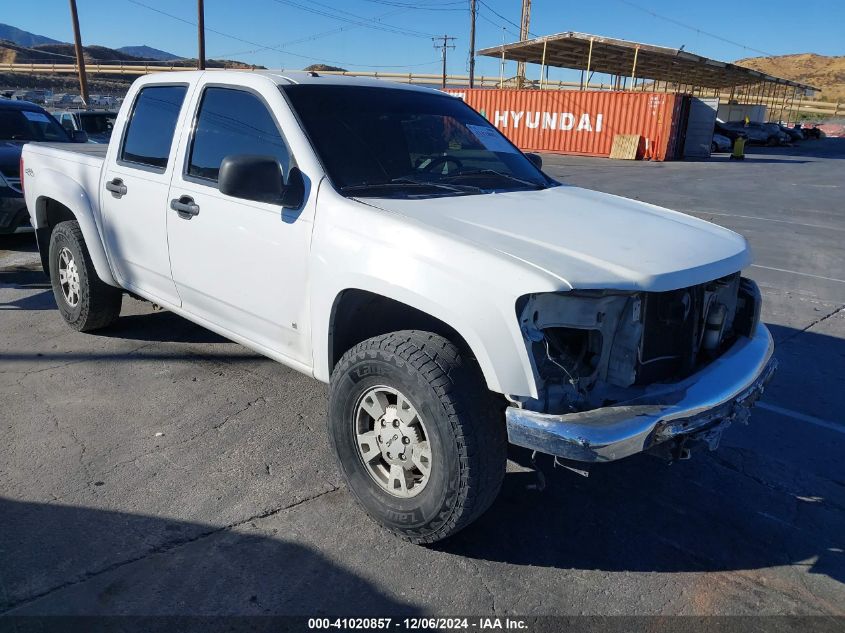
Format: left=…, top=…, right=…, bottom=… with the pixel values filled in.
left=21, top=70, right=776, bottom=543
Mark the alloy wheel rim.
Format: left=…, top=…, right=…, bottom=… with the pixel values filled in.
left=58, top=247, right=80, bottom=307
left=354, top=386, right=432, bottom=498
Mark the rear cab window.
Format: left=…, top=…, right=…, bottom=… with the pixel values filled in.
left=119, top=85, right=188, bottom=170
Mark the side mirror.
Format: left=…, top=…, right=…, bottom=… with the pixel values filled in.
left=71, top=130, right=88, bottom=143
left=219, top=154, right=282, bottom=204
left=219, top=154, right=305, bottom=208
left=525, top=152, right=543, bottom=170
left=217, top=154, right=285, bottom=206
left=281, top=166, right=305, bottom=209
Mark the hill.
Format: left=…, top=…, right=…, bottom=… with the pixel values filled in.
left=736, top=53, right=845, bottom=103
left=0, top=40, right=263, bottom=96
left=117, top=45, right=181, bottom=61
left=304, top=64, right=348, bottom=72
left=0, top=23, right=62, bottom=48
left=0, top=40, right=260, bottom=70
left=26, top=43, right=152, bottom=64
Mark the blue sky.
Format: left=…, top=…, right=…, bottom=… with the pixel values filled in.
left=7, top=0, right=844, bottom=83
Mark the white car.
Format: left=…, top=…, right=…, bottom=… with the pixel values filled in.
left=711, top=133, right=732, bottom=153
left=20, top=71, right=776, bottom=543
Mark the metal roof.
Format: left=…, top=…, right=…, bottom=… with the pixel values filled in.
left=478, top=32, right=817, bottom=92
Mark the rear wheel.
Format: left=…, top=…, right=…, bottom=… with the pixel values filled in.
left=49, top=220, right=122, bottom=331
left=328, top=330, right=506, bottom=544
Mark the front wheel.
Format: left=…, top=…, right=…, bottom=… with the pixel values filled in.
left=49, top=220, right=122, bottom=331
left=328, top=330, right=506, bottom=544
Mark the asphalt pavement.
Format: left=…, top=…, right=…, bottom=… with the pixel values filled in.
left=1, top=139, right=843, bottom=618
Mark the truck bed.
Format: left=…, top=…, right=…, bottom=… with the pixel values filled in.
left=27, top=142, right=108, bottom=164
left=22, top=142, right=106, bottom=224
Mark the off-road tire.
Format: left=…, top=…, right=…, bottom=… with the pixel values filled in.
left=49, top=220, right=122, bottom=331
left=328, top=330, right=507, bottom=544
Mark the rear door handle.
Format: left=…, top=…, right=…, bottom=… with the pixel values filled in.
left=170, top=196, right=200, bottom=219
left=105, top=178, right=127, bottom=197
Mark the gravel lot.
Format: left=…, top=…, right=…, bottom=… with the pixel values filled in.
left=1, top=139, right=843, bottom=617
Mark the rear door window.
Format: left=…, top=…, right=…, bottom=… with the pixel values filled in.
left=120, top=85, right=187, bottom=170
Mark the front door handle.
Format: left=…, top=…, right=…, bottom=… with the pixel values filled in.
left=170, top=196, right=200, bottom=219
left=105, top=178, right=127, bottom=197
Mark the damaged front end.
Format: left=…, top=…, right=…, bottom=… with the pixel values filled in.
left=507, top=275, right=776, bottom=462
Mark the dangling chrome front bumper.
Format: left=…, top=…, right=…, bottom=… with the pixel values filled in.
left=506, top=323, right=777, bottom=463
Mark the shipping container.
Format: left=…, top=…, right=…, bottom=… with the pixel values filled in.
left=448, top=89, right=682, bottom=161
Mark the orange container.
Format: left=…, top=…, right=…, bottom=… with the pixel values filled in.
left=449, top=89, right=682, bottom=161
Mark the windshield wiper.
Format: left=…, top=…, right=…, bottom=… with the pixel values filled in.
left=443, top=169, right=548, bottom=189
left=340, top=178, right=481, bottom=196
left=390, top=176, right=483, bottom=194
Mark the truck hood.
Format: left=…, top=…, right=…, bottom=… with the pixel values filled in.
left=360, top=185, right=750, bottom=292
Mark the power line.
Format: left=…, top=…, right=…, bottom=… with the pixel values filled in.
left=212, top=5, right=411, bottom=55
left=477, top=0, right=535, bottom=38
left=270, top=0, right=434, bottom=39
left=358, top=0, right=465, bottom=10
left=616, top=0, right=776, bottom=57
left=2, top=42, right=76, bottom=60
left=0, top=39, right=184, bottom=65
left=126, top=0, right=438, bottom=68
left=476, top=11, right=519, bottom=39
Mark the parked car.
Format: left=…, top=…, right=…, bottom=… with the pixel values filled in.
left=798, top=124, right=822, bottom=139
left=719, top=121, right=778, bottom=145
left=759, top=122, right=790, bottom=145
left=52, top=110, right=117, bottom=144
left=711, top=133, right=732, bottom=152
left=0, top=100, right=85, bottom=234
left=714, top=121, right=747, bottom=142
left=779, top=124, right=803, bottom=142
left=21, top=71, right=776, bottom=543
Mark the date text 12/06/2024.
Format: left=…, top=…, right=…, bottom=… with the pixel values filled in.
left=307, top=618, right=529, bottom=630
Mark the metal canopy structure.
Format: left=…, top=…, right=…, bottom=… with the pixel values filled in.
left=478, top=31, right=817, bottom=92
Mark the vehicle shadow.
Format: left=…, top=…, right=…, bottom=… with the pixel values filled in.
left=742, top=137, right=845, bottom=160
left=441, top=323, right=845, bottom=588
left=0, top=255, right=229, bottom=344
left=710, top=157, right=811, bottom=164
left=0, top=233, right=38, bottom=253
left=94, top=310, right=232, bottom=345
left=3, top=243, right=844, bottom=593
left=0, top=497, right=422, bottom=618
left=0, top=268, right=54, bottom=310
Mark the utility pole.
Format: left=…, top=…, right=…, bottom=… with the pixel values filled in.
left=197, top=0, right=206, bottom=70
left=468, top=0, right=477, bottom=89
left=516, top=0, right=531, bottom=88
left=68, top=0, right=89, bottom=105
left=499, top=27, right=506, bottom=88
left=433, top=34, right=456, bottom=90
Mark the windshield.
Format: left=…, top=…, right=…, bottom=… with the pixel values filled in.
left=282, top=85, right=552, bottom=198
left=80, top=113, right=116, bottom=136
left=0, top=108, right=69, bottom=142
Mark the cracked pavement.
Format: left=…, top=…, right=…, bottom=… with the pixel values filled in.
left=1, top=140, right=844, bottom=616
